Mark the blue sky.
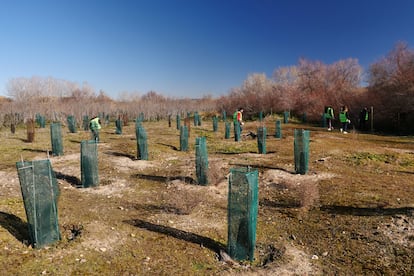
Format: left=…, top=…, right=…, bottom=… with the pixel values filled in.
left=1, top=0, right=413, bottom=99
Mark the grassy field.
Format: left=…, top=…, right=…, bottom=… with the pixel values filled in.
left=0, top=116, right=413, bottom=275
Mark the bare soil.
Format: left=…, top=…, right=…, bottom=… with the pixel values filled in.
left=0, top=119, right=413, bottom=275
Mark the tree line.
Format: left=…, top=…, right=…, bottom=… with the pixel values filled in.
left=1, top=41, right=413, bottom=133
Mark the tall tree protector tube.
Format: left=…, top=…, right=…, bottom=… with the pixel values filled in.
left=176, top=114, right=181, bottom=130
left=51, top=122, right=64, bottom=156
left=234, top=122, right=241, bottom=142
left=213, top=116, right=218, bottom=132
left=225, top=122, right=231, bottom=139
left=275, top=120, right=282, bottom=139
left=67, top=115, right=77, bottom=133
left=257, top=126, right=266, bottom=154
left=136, top=126, right=149, bottom=160
left=227, top=167, right=258, bottom=261
left=180, top=125, right=189, bottom=151
left=16, top=159, right=61, bottom=248
left=294, top=129, right=310, bottom=175
left=81, top=140, right=99, bottom=187
left=195, top=136, right=208, bottom=185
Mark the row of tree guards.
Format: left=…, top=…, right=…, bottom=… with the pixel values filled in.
left=15, top=112, right=310, bottom=262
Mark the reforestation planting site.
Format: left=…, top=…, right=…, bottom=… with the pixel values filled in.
left=0, top=114, right=413, bottom=275
left=0, top=41, right=414, bottom=275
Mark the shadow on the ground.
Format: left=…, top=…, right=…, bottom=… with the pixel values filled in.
left=228, top=164, right=293, bottom=174
left=129, top=203, right=191, bottom=215
left=260, top=198, right=301, bottom=209
left=104, top=151, right=136, bottom=160
left=125, top=218, right=226, bottom=254
left=22, top=148, right=52, bottom=154
left=55, top=171, right=81, bottom=187
left=156, top=143, right=179, bottom=151
left=0, top=211, right=29, bottom=243
left=320, top=205, right=414, bottom=216
left=395, top=170, right=414, bottom=175
left=134, top=174, right=196, bottom=184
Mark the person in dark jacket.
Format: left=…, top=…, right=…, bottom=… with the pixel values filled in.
left=359, top=107, right=369, bottom=130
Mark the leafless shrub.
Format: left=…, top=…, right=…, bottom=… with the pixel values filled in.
left=161, top=186, right=202, bottom=215
left=26, top=119, right=35, bottom=142
left=283, top=180, right=320, bottom=212
left=208, top=160, right=226, bottom=186
left=298, top=181, right=320, bottom=211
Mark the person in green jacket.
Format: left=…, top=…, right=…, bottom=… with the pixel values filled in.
left=339, top=106, right=350, bottom=134
left=89, top=116, right=102, bottom=142
left=325, top=106, right=335, bottom=131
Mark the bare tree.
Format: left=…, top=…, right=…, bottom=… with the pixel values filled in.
left=367, top=41, right=414, bottom=131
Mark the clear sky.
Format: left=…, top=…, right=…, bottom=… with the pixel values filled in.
left=1, top=0, right=413, bottom=99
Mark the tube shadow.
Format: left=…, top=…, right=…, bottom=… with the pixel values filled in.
left=130, top=203, right=191, bottom=215
left=229, top=164, right=293, bottom=174
left=22, top=148, right=52, bottom=154
left=248, top=151, right=277, bottom=154
left=156, top=143, right=179, bottom=151
left=395, top=170, right=414, bottom=175
left=16, top=138, right=33, bottom=143
left=0, top=211, right=29, bottom=243
left=134, top=174, right=196, bottom=184
left=104, top=151, right=136, bottom=160
left=55, top=171, right=81, bottom=187
left=260, top=198, right=301, bottom=209
left=320, top=205, right=414, bottom=216
left=125, top=219, right=225, bottom=254
left=215, top=151, right=251, bottom=155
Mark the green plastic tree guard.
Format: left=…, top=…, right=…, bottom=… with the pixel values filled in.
left=234, top=122, right=241, bottom=142
left=115, top=118, right=122, bottom=134
left=225, top=122, right=231, bottom=139
left=176, top=114, right=181, bottom=130
left=275, top=120, right=282, bottom=139
left=50, top=122, right=63, bottom=156
left=283, top=111, right=289, bottom=124
left=194, top=112, right=199, bottom=126
left=36, top=113, right=46, bottom=128
left=81, top=140, right=99, bottom=187
left=195, top=136, right=208, bottom=185
left=67, top=115, right=77, bottom=133
left=294, top=129, right=310, bottom=175
left=213, top=116, right=218, bottom=132
left=257, top=126, right=266, bottom=154
left=180, top=125, right=189, bottom=151
left=136, top=126, right=148, bottom=160
left=16, top=159, right=61, bottom=248
left=227, top=167, right=258, bottom=261
left=222, top=110, right=226, bottom=121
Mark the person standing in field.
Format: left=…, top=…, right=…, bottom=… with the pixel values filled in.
left=359, top=107, right=369, bottom=130
left=325, top=106, right=335, bottom=131
left=339, top=106, right=350, bottom=134
left=89, top=115, right=102, bottom=142
left=233, top=107, right=244, bottom=131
